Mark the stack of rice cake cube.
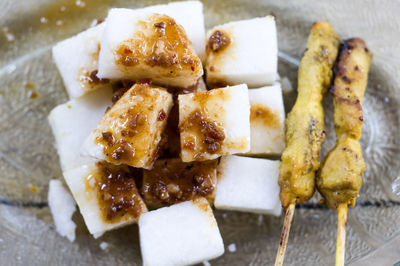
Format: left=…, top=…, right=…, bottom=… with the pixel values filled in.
left=204, top=15, right=284, bottom=156
left=48, top=1, right=286, bottom=265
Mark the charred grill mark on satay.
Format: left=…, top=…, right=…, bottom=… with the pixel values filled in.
left=278, top=21, right=341, bottom=209
left=317, top=38, right=372, bottom=209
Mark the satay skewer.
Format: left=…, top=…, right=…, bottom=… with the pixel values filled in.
left=275, top=21, right=340, bottom=266
left=317, top=38, right=372, bottom=266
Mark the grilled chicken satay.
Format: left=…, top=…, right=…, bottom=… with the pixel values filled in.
left=275, top=21, right=340, bottom=266
left=317, top=38, right=372, bottom=208
left=279, top=22, right=340, bottom=208
left=317, top=38, right=372, bottom=266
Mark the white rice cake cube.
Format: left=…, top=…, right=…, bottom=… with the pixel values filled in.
left=215, top=155, right=282, bottom=216
left=178, top=84, right=251, bottom=162
left=48, top=87, right=113, bottom=171
left=205, top=16, right=278, bottom=88
left=139, top=197, right=224, bottom=266
left=64, top=162, right=148, bottom=237
left=142, top=158, right=218, bottom=208
left=48, top=179, right=77, bottom=242
left=82, top=83, right=173, bottom=169
left=52, top=23, right=111, bottom=99
left=248, top=84, right=285, bottom=155
left=140, top=1, right=206, bottom=61
left=98, top=9, right=203, bottom=88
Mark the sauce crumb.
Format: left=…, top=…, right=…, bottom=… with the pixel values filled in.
left=208, top=30, right=231, bottom=52
left=25, top=82, right=39, bottom=99
left=180, top=110, right=225, bottom=155
left=92, top=161, right=144, bottom=222
left=29, top=184, right=38, bottom=194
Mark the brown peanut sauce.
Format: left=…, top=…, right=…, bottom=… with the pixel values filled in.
left=87, top=161, right=144, bottom=222
left=165, top=78, right=203, bottom=96
left=180, top=109, right=225, bottom=157
left=95, top=84, right=166, bottom=167
left=114, top=14, right=200, bottom=75
left=142, top=159, right=217, bottom=207
left=98, top=109, right=146, bottom=164
left=160, top=104, right=181, bottom=158
left=250, top=104, right=280, bottom=128
left=81, top=69, right=109, bottom=86
left=205, top=78, right=228, bottom=89
left=207, top=30, right=231, bottom=52
left=108, top=79, right=201, bottom=160
left=205, top=29, right=234, bottom=88
left=111, top=80, right=136, bottom=104
left=111, top=78, right=201, bottom=107
left=158, top=78, right=206, bottom=158
left=191, top=86, right=231, bottom=106
left=180, top=88, right=231, bottom=160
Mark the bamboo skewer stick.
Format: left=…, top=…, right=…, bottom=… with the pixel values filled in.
left=275, top=203, right=296, bottom=266
left=335, top=203, right=348, bottom=266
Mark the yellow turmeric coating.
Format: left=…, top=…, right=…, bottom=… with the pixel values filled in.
left=279, top=21, right=340, bottom=208
left=317, top=38, right=372, bottom=209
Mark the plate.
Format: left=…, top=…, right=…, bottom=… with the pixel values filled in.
left=0, top=0, right=399, bottom=265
